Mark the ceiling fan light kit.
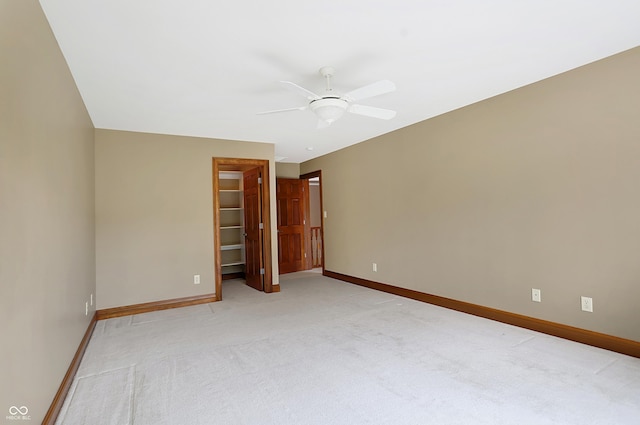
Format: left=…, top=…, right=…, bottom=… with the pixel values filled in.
left=309, top=98, right=348, bottom=123
left=259, top=66, right=396, bottom=127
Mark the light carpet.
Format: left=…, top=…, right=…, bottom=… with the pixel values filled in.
left=56, top=273, right=640, bottom=424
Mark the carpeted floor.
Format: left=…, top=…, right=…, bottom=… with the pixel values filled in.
left=56, top=273, right=640, bottom=424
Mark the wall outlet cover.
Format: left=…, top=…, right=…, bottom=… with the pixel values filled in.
left=531, top=288, right=541, bottom=302
left=581, top=296, right=593, bottom=312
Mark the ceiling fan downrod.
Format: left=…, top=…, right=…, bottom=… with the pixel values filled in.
left=319, top=66, right=336, bottom=94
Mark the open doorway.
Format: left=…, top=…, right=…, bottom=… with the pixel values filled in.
left=301, top=170, right=324, bottom=273
left=213, top=158, right=275, bottom=300
left=305, top=176, right=322, bottom=271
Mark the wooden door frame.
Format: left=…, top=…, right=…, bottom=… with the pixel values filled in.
left=213, top=158, right=273, bottom=300
left=300, top=170, right=324, bottom=272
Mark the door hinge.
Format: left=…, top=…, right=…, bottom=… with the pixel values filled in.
left=258, top=177, right=262, bottom=184
left=260, top=268, right=265, bottom=275
left=259, top=223, right=264, bottom=229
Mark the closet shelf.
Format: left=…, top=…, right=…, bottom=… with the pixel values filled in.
left=221, top=244, right=243, bottom=251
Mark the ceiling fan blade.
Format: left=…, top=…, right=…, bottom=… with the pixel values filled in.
left=257, top=106, right=307, bottom=115
left=343, top=80, right=395, bottom=102
left=348, top=104, right=397, bottom=120
left=279, top=81, right=321, bottom=100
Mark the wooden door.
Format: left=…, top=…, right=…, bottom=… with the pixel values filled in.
left=277, top=178, right=307, bottom=274
left=243, top=167, right=263, bottom=290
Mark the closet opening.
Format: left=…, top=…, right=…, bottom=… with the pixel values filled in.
left=213, top=158, right=274, bottom=300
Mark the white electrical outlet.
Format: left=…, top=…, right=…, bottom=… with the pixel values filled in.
left=531, top=288, right=541, bottom=302
left=323, top=211, right=328, bottom=219
left=194, top=274, right=201, bottom=285
left=372, top=263, right=377, bottom=272
left=85, top=302, right=88, bottom=316
left=581, top=296, right=593, bottom=312
left=90, top=293, right=93, bottom=306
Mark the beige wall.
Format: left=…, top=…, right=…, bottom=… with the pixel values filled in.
left=302, top=47, right=640, bottom=342
left=0, top=1, right=96, bottom=422
left=309, top=184, right=321, bottom=228
left=95, top=130, right=278, bottom=309
left=275, top=162, right=300, bottom=178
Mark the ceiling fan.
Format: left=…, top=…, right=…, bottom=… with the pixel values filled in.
left=258, top=66, right=396, bottom=128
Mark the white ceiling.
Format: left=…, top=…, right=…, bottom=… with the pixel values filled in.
left=40, top=0, right=640, bottom=163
